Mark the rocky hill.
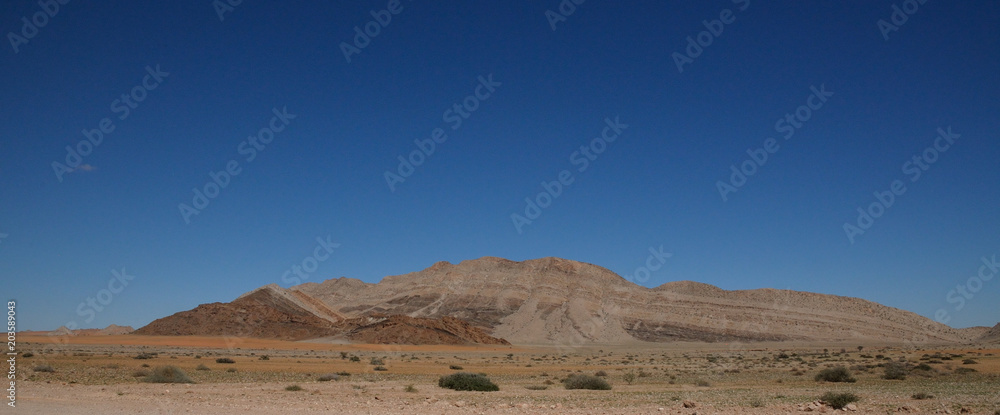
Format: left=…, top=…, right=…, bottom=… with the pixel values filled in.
left=135, top=284, right=510, bottom=344
left=138, top=256, right=996, bottom=345
left=977, top=323, right=1000, bottom=343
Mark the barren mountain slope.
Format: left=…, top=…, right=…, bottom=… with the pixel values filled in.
left=978, top=323, right=1000, bottom=343
left=294, top=257, right=979, bottom=345
left=135, top=285, right=341, bottom=341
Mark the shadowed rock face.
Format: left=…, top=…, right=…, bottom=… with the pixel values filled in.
left=134, top=286, right=341, bottom=341
left=134, top=285, right=510, bottom=344
left=138, top=256, right=994, bottom=345
left=978, top=323, right=1000, bottom=343
left=336, top=315, right=510, bottom=345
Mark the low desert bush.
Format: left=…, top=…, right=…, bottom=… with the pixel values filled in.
left=373, top=365, right=387, bottom=371
left=195, top=364, right=210, bottom=371
left=962, top=359, right=978, bottom=365
left=954, top=367, right=977, bottom=374
left=21, top=352, right=33, bottom=358
left=594, top=370, right=608, bottom=377
left=318, top=374, right=339, bottom=381
left=564, top=374, right=611, bottom=390
left=215, top=358, right=235, bottom=364
left=695, top=379, right=712, bottom=387
left=820, top=392, right=859, bottom=410
left=404, top=384, right=417, bottom=393
left=133, top=353, right=156, bottom=360
left=33, top=364, right=55, bottom=373
left=815, top=366, right=856, bottom=383
left=438, top=373, right=499, bottom=391
left=284, top=384, right=302, bottom=391
left=911, top=392, right=934, bottom=400
left=449, top=365, right=463, bottom=370
left=145, top=366, right=193, bottom=384
left=132, top=369, right=149, bottom=377
left=883, top=362, right=907, bottom=380
left=525, top=385, right=548, bottom=390
left=369, top=357, right=384, bottom=365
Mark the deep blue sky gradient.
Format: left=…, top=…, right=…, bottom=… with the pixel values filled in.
left=2, top=1, right=998, bottom=330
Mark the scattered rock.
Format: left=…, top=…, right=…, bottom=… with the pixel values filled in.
left=683, top=400, right=698, bottom=408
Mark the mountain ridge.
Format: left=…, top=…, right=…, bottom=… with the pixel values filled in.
left=137, top=256, right=994, bottom=345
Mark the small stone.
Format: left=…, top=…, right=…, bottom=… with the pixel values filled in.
left=682, top=400, right=698, bottom=408
left=845, top=403, right=857, bottom=411
left=454, top=400, right=465, bottom=407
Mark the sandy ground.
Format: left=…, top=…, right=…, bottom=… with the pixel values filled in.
left=9, top=335, right=1000, bottom=414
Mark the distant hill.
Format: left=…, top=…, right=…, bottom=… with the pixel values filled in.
left=22, top=324, right=134, bottom=336
left=136, top=256, right=995, bottom=346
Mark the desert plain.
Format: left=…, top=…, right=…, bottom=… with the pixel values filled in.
left=10, top=334, right=1000, bottom=414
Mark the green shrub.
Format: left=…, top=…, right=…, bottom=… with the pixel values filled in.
left=622, top=370, right=637, bottom=385
left=883, top=362, right=907, bottom=380
left=145, top=366, right=193, bottom=383
left=284, top=384, right=302, bottom=391
left=215, top=358, right=235, bottom=364
left=911, top=392, right=934, bottom=400
left=449, top=365, right=463, bottom=370
left=563, top=374, right=611, bottom=390
left=438, top=372, right=499, bottom=391
left=815, top=366, right=856, bottom=383
left=33, top=364, right=55, bottom=373
left=820, top=392, right=859, bottom=410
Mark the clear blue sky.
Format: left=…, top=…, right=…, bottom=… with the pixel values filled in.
left=2, top=1, right=998, bottom=331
